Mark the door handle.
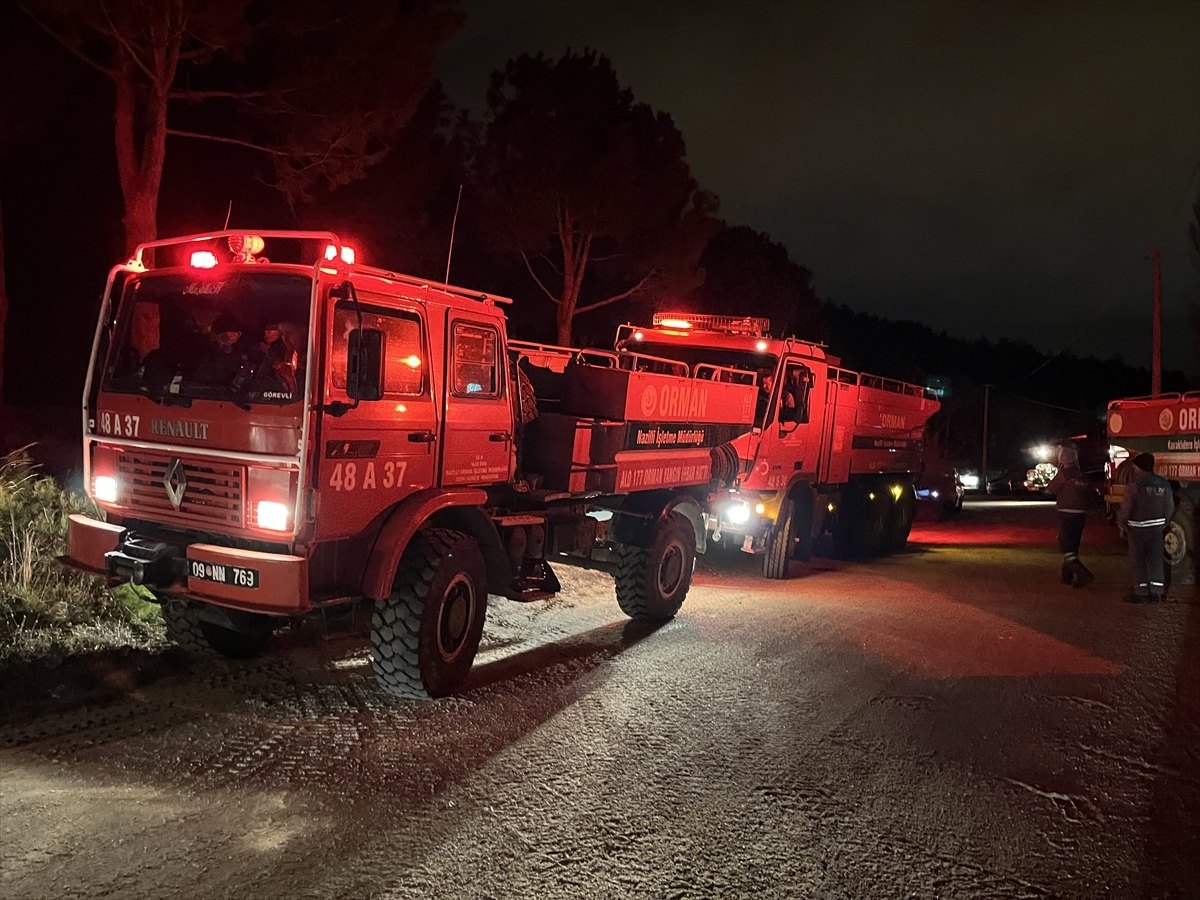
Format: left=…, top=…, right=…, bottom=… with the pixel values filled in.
left=407, top=430, right=436, bottom=443
left=489, top=432, right=511, bottom=442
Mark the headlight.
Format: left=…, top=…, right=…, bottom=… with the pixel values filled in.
left=725, top=502, right=751, bottom=525
left=248, top=467, right=295, bottom=531
left=94, top=475, right=118, bottom=503
left=255, top=500, right=289, bottom=531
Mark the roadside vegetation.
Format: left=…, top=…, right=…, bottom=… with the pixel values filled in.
left=0, top=448, right=163, bottom=661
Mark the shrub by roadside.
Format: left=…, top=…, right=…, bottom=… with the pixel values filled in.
left=0, top=449, right=166, bottom=662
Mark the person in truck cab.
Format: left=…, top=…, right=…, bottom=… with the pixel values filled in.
left=756, top=370, right=776, bottom=424
left=193, top=312, right=251, bottom=386
left=250, top=321, right=298, bottom=394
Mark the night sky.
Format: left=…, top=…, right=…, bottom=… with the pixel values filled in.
left=438, top=0, right=1200, bottom=375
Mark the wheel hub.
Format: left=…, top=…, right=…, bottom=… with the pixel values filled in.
left=438, top=574, right=476, bottom=662
left=1164, top=522, right=1186, bottom=566
left=657, top=540, right=685, bottom=597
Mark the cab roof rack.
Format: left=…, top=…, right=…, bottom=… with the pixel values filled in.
left=128, top=229, right=512, bottom=305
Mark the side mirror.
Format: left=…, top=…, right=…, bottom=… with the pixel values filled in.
left=347, top=328, right=383, bottom=401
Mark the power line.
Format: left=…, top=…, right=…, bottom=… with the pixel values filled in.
left=1009, top=291, right=1124, bottom=383
left=991, top=384, right=1099, bottom=415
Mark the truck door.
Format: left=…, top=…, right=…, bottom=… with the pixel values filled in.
left=758, top=357, right=822, bottom=488
left=440, top=317, right=515, bottom=486
left=316, top=295, right=437, bottom=540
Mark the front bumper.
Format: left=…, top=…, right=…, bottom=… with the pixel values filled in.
left=62, top=514, right=309, bottom=615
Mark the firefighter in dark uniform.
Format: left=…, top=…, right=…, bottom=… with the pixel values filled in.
left=1047, top=445, right=1093, bottom=587
left=1117, top=452, right=1175, bottom=603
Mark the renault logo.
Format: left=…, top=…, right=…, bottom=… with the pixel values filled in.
left=163, top=458, right=188, bottom=509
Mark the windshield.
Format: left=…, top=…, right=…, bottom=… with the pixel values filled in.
left=102, top=271, right=311, bottom=406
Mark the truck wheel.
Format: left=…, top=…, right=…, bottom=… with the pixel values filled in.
left=162, top=597, right=209, bottom=655
left=884, top=484, right=916, bottom=553
left=161, top=597, right=270, bottom=660
left=372, top=528, right=488, bottom=700
left=834, top=486, right=887, bottom=558
left=1164, top=498, right=1195, bottom=587
left=862, top=489, right=890, bottom=556
left=763, top=498, right=796, bottom=579
left=615, top=512, right=695, bottom=620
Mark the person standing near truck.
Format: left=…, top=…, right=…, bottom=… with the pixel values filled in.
left=1118, top=452, right=1175, bottom=603
left=1048, top=445, right=1094, bottom=588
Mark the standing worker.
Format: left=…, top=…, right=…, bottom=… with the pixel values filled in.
left=1047, top=445, right=1094, bottom=588
left=1117, top=452, right=1175, bottom=603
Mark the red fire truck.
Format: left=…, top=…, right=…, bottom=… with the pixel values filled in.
left=62, top=230, right=771, bottom=699
left=613, top=314, right=941, bottom=577
left=1105, top=391, right=1199, bottom=585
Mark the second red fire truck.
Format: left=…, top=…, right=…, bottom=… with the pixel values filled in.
left=612, top=314, right=939, bottom=577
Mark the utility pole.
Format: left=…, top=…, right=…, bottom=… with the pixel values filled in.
left=1149, top=248, right=1163, bottom=398
left=981, top=383, right=991, bottom=489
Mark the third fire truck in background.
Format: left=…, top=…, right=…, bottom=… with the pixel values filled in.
left=1106, top=391, right=1199, bottom=585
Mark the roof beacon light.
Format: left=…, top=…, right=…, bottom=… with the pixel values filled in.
left=190, top=250, right=218, bottom=269
left=228, top=234, right=265, bottom=263
left=652, top=312, right=770, bottom=336
left=324, top=244, right=357, bottom=265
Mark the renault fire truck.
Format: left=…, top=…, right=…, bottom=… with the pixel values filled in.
left=1105, top=391, right=1199, bottom=585
left=614, top=314, right=940, bottom=577
left=62, top=230, right=764, bottom=699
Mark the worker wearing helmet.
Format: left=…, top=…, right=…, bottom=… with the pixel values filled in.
left=1117, top=453, right=1174, bottom=603
left=1047, top=445, right=1094, bottom=588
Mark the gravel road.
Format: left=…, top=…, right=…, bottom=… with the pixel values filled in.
left=2, top=499, right=1197, bottom=899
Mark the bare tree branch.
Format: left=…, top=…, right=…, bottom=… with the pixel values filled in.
left=535, top=253, right=563, bottom=278
left=167, top=128, right=282, bottom=156
left=169, top=89, right=269, bottom=101
left=520, top=250, right=561, bottom=304
left=101, top=4, right=157, bottom=84
left=19, top=8, right=115, bottom=79
left=575, top=270, right=655, bottom=314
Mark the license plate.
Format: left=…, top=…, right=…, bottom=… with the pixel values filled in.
left=188, top=559, right=259, bottom=589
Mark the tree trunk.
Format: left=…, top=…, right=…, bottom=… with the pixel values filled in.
left=556, top=293, right=575, bottom=347
left=554, top=207, right=589, bottom=347
left=122, top=188, right=159, bottom=257
left=112, top=49, right=172, bottom=257
left=0, top=177, right=7, bottom=410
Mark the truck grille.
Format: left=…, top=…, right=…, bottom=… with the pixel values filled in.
left=117, top=452, right=244, bottom=527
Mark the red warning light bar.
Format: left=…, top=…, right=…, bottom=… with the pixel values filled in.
left=651, top=313, right=770, bottom=336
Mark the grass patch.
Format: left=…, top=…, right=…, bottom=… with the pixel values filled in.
left=0, top=448, right=165, bottom=661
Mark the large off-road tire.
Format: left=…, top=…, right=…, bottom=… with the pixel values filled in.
left=884, top=484, right=917, bottom=553
left=162, top=597, right=209, bottom=655
left=161, top=597, right=270, bottom=660
left=1164, top=497, right=1195, bottom=588
left=615, top=512, right=695, bottom=621
left=371, top=528, right=488, bottom=700
left=763, top=498, right=796, bottom=580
